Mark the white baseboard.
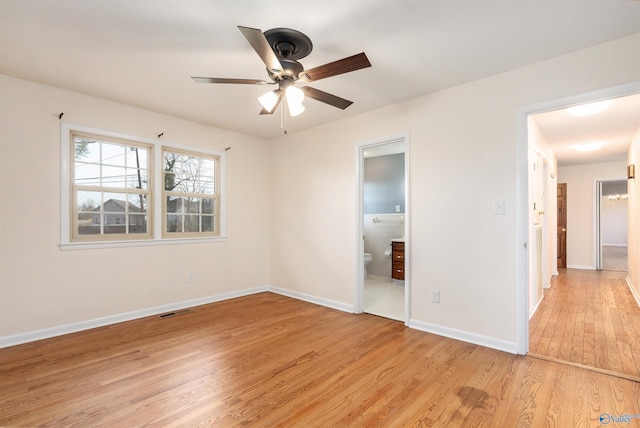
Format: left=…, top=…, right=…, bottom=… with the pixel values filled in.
left=566, top=264, right=595, bottom=270
left=529, top=295, right=544, bottom=320
left=267, top=286, right=355, bottom=313
left=2, top=285, right=518, bottom=358
left=0, top=286, right=268, bottom=348
left=408, top=319, right=519, bottom=355
left=627, top=276, right=640, bottom=308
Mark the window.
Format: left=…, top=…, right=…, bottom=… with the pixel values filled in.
left=72, top=133, right=151, bottom=241
left=62, top=124, right=225, bottom=248
left=163, top=149, right=219, bottom=236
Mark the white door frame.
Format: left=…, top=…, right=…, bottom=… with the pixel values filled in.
left=355, top=133, right=410, bottom=325
left=516, top=81, right=640, bottom=354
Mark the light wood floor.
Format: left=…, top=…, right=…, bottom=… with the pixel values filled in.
left=2, top=293, right=639, bottom=427
left=530, top=269, right=640, bottom=380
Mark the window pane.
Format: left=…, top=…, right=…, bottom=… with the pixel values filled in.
left=75, top=139, right=99, bottom=162
left=202, top=215, right=214, bottom=232
left=77, top=190, right=101, bottom=212
left=167, top=214, right=181, bottom=232
left=75, top=162, right=101, bottom=186
left=104, top=225, right=127, bottom=234
left=128, top=214, right=147, bottom=234
left=127, top=168, right=148, bottom=189
left=166, top=196, right=182, bottom=214
left=184, top=198, right=200, bottom=214
left=101, top=143, right=126, bottom=167
left=184, top=215, right=199, bottom=232
left=126, top=147, right=148, bottom=169
left=102, top=193, right=129, bottom=213
left=77, top=212, right=100, bottom=235
left=128, top=193, right=147, bottom=213
left=102, top=165, right=127, bottom=188
left=164, top=171, right=178, bottom=191
left=202, top=198, right=215, bottom=214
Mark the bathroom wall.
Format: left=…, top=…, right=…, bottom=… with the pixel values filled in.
left=363, top=214, right=404, bottom=277
left=364, top=153, right=405, bottom=214
left=363, top=153, right=405, bottom=277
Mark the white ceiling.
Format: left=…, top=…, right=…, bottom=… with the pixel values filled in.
left=532, top=93, right=640, bottom=167
left=1, top=1, right=640, bottom=141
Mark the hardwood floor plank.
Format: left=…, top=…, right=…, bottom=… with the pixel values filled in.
left=530, top=269, right=640, bottom=379
left=2, top=292, right=640, bottom=426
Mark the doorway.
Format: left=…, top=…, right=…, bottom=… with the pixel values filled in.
left=356, top=134, right=409, bottom=324
left=597, top=179, right=629, bottom=272
left=519, top=84, right=640, bottom=377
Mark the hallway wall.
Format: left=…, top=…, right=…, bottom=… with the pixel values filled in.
left=557, top=161, right=628, bottom=269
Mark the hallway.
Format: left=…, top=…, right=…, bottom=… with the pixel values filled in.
left=529, top=269, right=640, bottom=380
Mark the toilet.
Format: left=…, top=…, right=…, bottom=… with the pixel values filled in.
left=363, top=253, right=373, bottom=280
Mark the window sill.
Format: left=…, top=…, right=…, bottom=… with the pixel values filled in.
left=59, top=236, right=227, bottom=251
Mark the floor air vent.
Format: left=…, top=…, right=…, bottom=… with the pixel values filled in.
left=158, top=309, right=192, bottom=319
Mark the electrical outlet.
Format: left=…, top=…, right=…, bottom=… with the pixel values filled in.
left=188, top=272, right=196, bottom=283
left=431, top=290, right=440, bottom=303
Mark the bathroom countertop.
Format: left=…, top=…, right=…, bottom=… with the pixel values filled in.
left=391, top=238, right=405, bottom=243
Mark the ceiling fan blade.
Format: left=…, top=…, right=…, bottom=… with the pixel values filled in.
left=238, top=26, right=284, bottom=76
left=259, top=90, right=284, bottom=115
left=192, top=77, right=270, bottom=85
left=301, top=86, right=353, bottom=110
left=299, top=52, right=371, bottom=82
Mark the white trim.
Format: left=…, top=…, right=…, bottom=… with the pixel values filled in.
left=59, top=236, right=227, bottom=251
left=529, top=295, right=544, bottom=320
left=354, top=132, right=410, bottom=325
left=627, top=277, right=640, bottom=308
left=268, top=286, right=355, bottom=313
left=516, top=80, right=640, bottom=355
left=60, top=122, right=227, bottom=248
left=566, top=264, right=596, bottom=270
left=408, top=319, right=519, bottom=354
left=0, top=286, right=268, bottom=348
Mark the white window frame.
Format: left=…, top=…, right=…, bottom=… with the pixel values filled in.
left=60, top=123, right=226, bottom=250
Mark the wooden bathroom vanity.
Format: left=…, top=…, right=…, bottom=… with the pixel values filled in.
left=391, top=239, right=405, bottom=281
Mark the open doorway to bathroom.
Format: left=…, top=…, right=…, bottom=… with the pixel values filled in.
left=357, top=135, right=408, bottom=323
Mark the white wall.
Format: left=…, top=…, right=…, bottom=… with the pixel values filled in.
left=557, top=161, right=628, bottom=269
left=527, top=118, right=558, bottom=316
left=0, top=75, right=270, bottom=340
left=268, top=33, right=640, bottom=352
left=601, top=198, right=628, bottom=246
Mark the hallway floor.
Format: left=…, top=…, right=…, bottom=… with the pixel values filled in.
left=364, top=275, right=404, bottom=321
left=529, top=269, right=640, bottom=380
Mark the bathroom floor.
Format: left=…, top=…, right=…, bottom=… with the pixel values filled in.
left=364, top=275, right=404, bottom=321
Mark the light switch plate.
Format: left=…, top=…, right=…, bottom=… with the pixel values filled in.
left=493, top=199, right=505, bottom=215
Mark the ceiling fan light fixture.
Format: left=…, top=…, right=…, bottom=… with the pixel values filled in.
left=285, top=85, right=305, bottom=116
left=288, top=100, right=305, bottom=117
left=258, top=90, right=279, bottom=113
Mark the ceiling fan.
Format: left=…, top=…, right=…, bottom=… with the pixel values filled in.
left=192, top=26, right=372, bottom=120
